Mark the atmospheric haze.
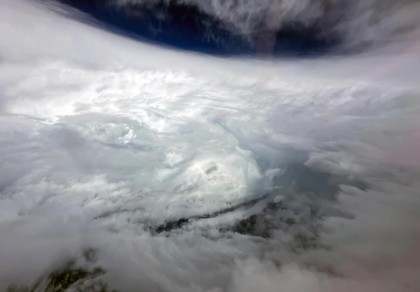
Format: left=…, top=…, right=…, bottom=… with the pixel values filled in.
left=0, top=0, right=420, bottom=291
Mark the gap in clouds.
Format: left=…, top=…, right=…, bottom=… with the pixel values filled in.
left=54, top=0, right=338, bottom=56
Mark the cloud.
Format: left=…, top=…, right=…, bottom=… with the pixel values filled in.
left=0, top=0, right=420, bottom=291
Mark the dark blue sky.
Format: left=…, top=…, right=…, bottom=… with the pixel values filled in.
left=59, top=0, right=336, bottom=56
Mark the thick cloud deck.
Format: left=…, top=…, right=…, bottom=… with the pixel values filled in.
left=1, top=0, right=420, bottom=291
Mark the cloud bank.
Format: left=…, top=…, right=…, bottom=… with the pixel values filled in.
left=0, top=0, right=420, bottom=291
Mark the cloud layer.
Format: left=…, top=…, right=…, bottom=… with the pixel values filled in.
left=1, top=0, right=420, bottom=291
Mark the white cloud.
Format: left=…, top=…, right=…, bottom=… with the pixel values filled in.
left=0, top=0, right=420, bottom=291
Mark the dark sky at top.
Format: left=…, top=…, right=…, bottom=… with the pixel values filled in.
left=59, top=0, right=335, bottom=56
